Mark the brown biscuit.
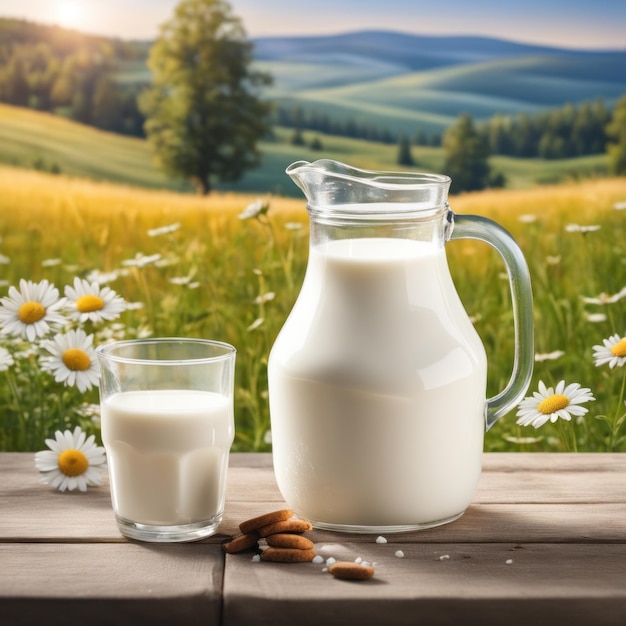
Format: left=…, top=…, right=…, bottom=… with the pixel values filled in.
left=265, top=533, right=315, bottom=550
left=239, top=509, right=294, bottom=534
left=222, top=531, right=260, bottom=554
left=329, top=561, right=375, bottom=580
left=258, top=519, right=313, bottom=537
left=261, top=547, right=317, bottom=563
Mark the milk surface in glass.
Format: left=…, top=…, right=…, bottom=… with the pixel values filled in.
left=101, top=389, right=233, bottom=525
left=268, top=237, right=488, bottom=530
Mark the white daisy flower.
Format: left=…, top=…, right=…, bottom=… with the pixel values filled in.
left=534, top=350, right=565, bottom=362
left=284, top=222, right=304, bottom=230
left=247, top=317, right=264, bottom=331
left=85, top=269, right=124, bottom=284
left=518, top=214, right=537, bottom=224
left=239, top=199, right=269, bottom=220
left=592, top=334, right=626, bottom=369
left=613, top=201, right=626, bottom=211
left=0, top=279, right=67, bottom=342
left=516, top=380, right=595, bottom=428
left=169, top=275, right=193, bottom=286
left=147, top=222, right=181, bottom=237
left=0, top=253, right=10, bottom=264
left=565, top=224, right=601, bottom=233
left=581, top=287, right=626, bottom=305
left=122, top=252, right=162, bottom=268
left=64, top=277, right=126, bottom=324
left=35, top=426, right=106, bottom=492
left=0, top=346, right=14, bottom=371
left=254, top=292, right=276, bottom=304
left=41, top=328, right=100, bottom=393
left=124, top=301, right=145, bottom=311
left=586, top=313, right=608, bottom=323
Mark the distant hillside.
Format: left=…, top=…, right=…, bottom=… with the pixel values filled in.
left=253, top=30, right=626, bottom=136
left=253, top=30, right=570, bottom=71
left=0, top=103, right=609, bottom=197
left=1, top=16, right=624, bottom=142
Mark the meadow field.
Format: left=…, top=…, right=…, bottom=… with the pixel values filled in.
left=0, top=103, right=610, bottom=198
left=0, top=164, right=625, bottom=453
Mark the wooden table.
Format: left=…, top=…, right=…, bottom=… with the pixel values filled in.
left=1, top=452, right=625, bottom=626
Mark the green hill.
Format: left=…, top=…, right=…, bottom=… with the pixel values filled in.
left=0, top=104, right=188, bottom=191
left=2, top=18, right=625, bottom=148
left=0, top=103, right=609, bottom=196
left=264, top=53, right=626, bottom=137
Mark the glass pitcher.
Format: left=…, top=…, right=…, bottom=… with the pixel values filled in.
left=268, top=159, right=534, bottom=533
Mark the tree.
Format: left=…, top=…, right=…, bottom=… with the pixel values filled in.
left=443, top=113, right=490, bottom=193
left=139, top=0, right=272, bottom=194
left=606, top=94, right=626, bottom=176
left=397, top=135, right=415, bottom=166
left=4, top=57, right=30, bottom=106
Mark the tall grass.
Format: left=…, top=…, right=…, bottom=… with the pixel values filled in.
left=0, top=165, right=624, bottom=452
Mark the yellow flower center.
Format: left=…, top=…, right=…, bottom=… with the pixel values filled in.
left=610, top=338, right=626, bottom=358
left=17, top=301, right=45, bottom=324
left=62, top=348, right=91, bottom=371
left=58, top=449, right=89, bottom=476
left=76, top=294, right=105, bottom=313
left=537, top=394, right=569, bottom=415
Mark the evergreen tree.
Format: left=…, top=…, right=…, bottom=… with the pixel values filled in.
left=443, top=113, right=490, bottom=193
left=4, top=57, right=29, bottom=105
left=397, top=135, right=415, bottom=166
left=139, top=0, right=272, bottom=194
left=606, top=94, right=626, bottom=176
left=414, top=128, right=428, bottom=146
left=309, top=136, right=323, bottom=151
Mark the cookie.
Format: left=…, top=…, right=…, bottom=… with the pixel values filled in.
left=258, top=519, right=313, bottom=537
left=261, top=547, right=317, bottom=563
left=266, top=533, right=315, bottom=550
left=239, top=509, right=294, bottom=534
left=328, top=561, right=375, bottom=580
left=222, top=531, right=260, bottom=554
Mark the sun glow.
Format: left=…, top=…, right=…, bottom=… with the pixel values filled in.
left=56, top=1, right=86, bottom=30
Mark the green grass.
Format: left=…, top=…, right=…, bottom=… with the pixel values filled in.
left=0, top=104, right=611, bottom=198
left=0, top=164, right=625, bottom=454
left=0, top=103, right=191, bottom=191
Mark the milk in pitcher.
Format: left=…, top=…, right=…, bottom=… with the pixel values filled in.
left=269, top=237, right=488, bottom=531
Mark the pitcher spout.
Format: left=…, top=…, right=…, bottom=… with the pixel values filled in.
left=286, top=159, right=451, bottom=214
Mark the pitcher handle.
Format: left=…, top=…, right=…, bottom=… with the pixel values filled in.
left=449, top=213, right=534, bottom=431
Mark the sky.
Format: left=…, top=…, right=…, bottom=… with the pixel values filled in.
left=1, top=0, right=625, bottom=50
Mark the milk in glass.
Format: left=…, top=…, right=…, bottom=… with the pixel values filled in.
left=101, top=389, right=233, bottom=526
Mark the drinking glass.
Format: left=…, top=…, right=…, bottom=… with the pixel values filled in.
left=96, top=338, right=236, bottom=542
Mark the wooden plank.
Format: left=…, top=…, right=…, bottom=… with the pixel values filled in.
left=2, top=453, right=625, bottom=542
left=0, top=543, right=223, bottom=626
left=481, top=452, right=626, bottom=472
left=0, top=454, right=280, bottom=542
left=225, top=455, right=626, bottom=508
left=223, top=543, right=626, bottom=626
left=1, top=452, right=625, bottom=626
